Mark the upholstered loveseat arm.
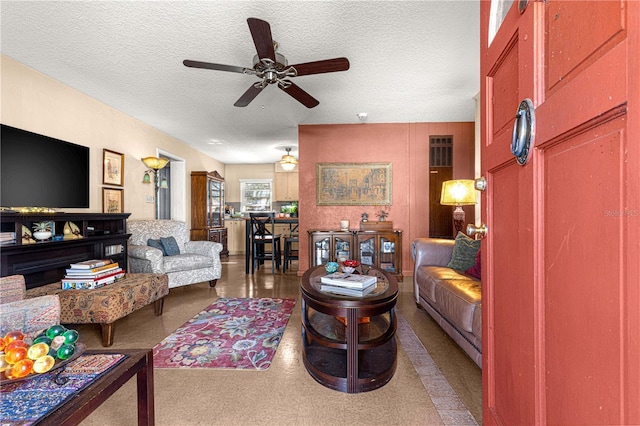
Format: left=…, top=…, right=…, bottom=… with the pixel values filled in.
left=411, top=238, right=455, bottom=275
left=128, top=244, right=165, bottom=273
left=184, top=240, right=223, bottom=257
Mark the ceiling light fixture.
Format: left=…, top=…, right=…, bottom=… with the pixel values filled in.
left=280, top=147, right=298, bottom=171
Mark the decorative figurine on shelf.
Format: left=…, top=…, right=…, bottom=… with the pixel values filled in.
left=21, top=225, right=35, bottom=244
left=361, top=212, right=369, bottom=223
left=63, top=221, right=83, bottom=240
left=377, top=207, right=389, bottom=222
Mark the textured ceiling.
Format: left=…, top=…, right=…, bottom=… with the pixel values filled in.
left=1, top=1, right=480, bottom=164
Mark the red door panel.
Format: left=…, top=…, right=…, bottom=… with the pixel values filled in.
left=543, top=118, right=626, bottom=424
left=481, top=0, right=639, bottom=424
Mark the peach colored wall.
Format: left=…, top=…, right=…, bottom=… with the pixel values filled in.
left=298, top=122, right=475, bottom=277
left=1, top=55, right=224, bottom=223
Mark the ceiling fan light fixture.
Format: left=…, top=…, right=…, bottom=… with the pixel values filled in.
left=280, top=147, right=298, bottom=171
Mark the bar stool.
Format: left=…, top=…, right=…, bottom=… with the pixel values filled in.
left=249, top=212, right=281, bottom=274
left=283, top=235, right=299, bottom=273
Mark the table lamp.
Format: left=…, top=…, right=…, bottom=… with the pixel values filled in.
left=440, top=179, right=478, bottom=235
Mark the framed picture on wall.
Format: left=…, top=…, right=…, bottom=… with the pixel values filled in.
left=103, top=149, right=124, bottom=186
left=316, top=162, right=392, bottom=206
left=103, top=188, right=124, bottom=213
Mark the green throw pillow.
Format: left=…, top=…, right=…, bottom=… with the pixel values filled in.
left=147, top=238, right=167, bottom=255
left=447, top=232, right=481, bottom=271
left=161, top=236, right=181, bottom=256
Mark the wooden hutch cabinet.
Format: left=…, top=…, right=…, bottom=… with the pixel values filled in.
left=308, top=228, right=403, bottom=281
left=308, top=230, right=355, bottom=266
left=190, top=171, right=228, bottom=256
left=356, top=230, right=402, bottom=281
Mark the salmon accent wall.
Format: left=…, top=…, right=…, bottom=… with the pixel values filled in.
left=298, top=122, right=475, bottom=277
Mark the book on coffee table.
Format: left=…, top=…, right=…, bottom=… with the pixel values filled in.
left=320, top=282, right=376, bottom=297
left=320, top=272, right=377, bottom=289
left=69, top=259, right=114, bottom=269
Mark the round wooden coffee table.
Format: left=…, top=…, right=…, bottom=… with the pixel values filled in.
left=300, top=265, right=398, bottom=393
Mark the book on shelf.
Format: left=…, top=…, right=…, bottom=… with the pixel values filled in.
left=320, top=283, right=376, bottom=297
left=320, top=272, right=377, bottom=289
left=68, top=259, right=113, bottom=269
left=62, top=270, right=126, bottom=289
left=65, top=262, right=119, bottom=275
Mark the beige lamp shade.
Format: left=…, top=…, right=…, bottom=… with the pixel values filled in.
left=440, top=180, right=478, bottom=206
left=141, top=156, right=169, bottom=170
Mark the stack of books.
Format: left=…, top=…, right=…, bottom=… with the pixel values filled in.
left=62, top=259, right=125, bottom=289
left=0, top=232, right=15, bottom=245
left=319, top=272, right=377, bottom=297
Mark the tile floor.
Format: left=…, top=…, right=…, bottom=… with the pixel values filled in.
left=73, top=255, right=481, bottom=425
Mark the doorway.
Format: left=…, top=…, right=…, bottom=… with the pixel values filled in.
left=157, top=150, right=186, bottom=222
left=429, top=135, right=453, bottom=238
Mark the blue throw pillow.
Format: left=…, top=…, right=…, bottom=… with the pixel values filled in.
left=147, top=238, right=167, bottom=255
left=447, top=232, right=481, bottom=271
left=161, top=236, right=181, bottom=256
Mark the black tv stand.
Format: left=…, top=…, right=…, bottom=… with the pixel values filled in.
left=0, top=212, right=131, bottom=289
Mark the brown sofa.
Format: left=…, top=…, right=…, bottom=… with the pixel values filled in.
left=412, top=238, right=482, bottom=367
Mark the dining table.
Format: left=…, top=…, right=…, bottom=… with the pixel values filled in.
left=244, top=216, right=299, bottom=274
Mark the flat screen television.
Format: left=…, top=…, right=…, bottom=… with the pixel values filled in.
left=1, top=124, right=90, bottom=209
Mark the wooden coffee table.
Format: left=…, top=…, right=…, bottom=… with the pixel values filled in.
left=300, top=265, right=398, bottom=393
left=38, top=348, right=154, bottom=425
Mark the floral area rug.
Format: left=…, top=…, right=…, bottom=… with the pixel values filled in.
left=153, top=297, right=296, bottom=370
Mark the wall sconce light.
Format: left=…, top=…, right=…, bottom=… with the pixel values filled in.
left=440, top=179, right=478, bottom=235
left=280, top=147, right=298, bottom=171
left=141, top=156, right=169, bottom=218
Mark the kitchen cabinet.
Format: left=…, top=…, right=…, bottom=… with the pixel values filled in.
left=226, top=219, right=246, bottom=254
left=190, top=171, right=228, bottom=256
left=274, top=172, right=299, bottom=201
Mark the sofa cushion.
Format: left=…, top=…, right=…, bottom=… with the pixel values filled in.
left=473, top=303, right=482, bottom=339
left=465, top=249, right=482, bottom=279
left=447, top=232, right=481, bottom=271
left=162, top=253, right=212, bottom=273
left=416, top=266, right=475, bottom=303
left=434, top=279, right=481, bottom=333
left=147, top=238, right=167, bottom=255
left=161, top=236, right=181, bottom=256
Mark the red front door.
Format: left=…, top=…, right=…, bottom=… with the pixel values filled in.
left=480, top=1, right=639, bottom=424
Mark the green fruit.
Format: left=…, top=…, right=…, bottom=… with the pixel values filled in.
left=62, top=329, right=79, bottom=344
left=45, top=325, right=67, bottom=339
left=57, top=344, right=75, bottom=360
left=33, top=335, right=53, bottom=346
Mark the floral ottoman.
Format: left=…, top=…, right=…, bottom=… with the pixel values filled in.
left=26, top=273, right=169, bottom=347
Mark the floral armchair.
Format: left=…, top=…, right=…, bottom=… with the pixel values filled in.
left=0, top=275, right=60, bottom=339
left=127, top=220, right=223, bottom=288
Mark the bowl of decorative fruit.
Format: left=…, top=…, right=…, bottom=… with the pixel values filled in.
left=342, top=260, right=361, bottom=274
left=0, top=325, right=84, bottom=383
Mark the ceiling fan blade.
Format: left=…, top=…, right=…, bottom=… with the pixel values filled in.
left=247, top=18, right=276, bottom=62
left=183, top=60, right=248, bottom=74
left=234, top=84, right=264, bottom=107
left=279, top=81, right=319, bottom=108
left=289, top=57, right=350, bottom=77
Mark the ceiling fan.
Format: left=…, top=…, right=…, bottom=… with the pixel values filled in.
left=183, top=18, right=350, bottom=108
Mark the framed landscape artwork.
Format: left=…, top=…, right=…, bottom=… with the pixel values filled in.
left=103, top=188, right=124, bottom=213
left=316, top=162, right=392, bottom=206
left=103, top=149, right=124, bottom=186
